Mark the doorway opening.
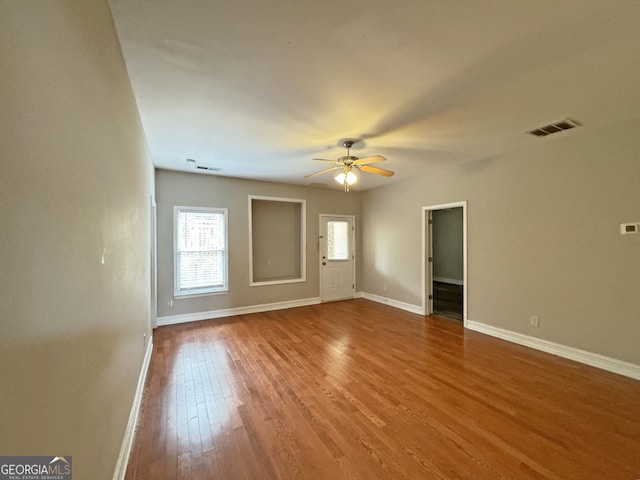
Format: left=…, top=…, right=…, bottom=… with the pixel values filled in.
left=422, top=202, right=467, bottom=325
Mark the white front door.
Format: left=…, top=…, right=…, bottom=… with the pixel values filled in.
left=320, top=215, right=355, bottom=302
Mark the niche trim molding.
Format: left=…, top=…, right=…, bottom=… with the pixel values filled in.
left=248, top=195, right=306, bottom=286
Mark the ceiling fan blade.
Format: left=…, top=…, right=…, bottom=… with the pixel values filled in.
left=353, top=155, right=386, bottom=165
left=312, top=158, right=341, bottom=164
left=359, top=165, right=395, bottom=177
left=304, top=166, right=342, bottom=178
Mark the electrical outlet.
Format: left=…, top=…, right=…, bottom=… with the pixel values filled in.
left=620, top=223, right=639, bottom=235
left=530, top=315, right=540, bottom=327
left=168, top=300, right=173, bottom=307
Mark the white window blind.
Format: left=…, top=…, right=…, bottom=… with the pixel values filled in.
left=174, top=207, right=228, bottom=296
left=327, top=220, right=349, bottom=260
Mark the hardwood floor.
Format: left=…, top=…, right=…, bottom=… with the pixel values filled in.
left=433, top=281, right=463, bottom=321
left=125, top=299, right=640, bottom=480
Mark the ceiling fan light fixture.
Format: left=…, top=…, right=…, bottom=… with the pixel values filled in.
left=335, top=170, right=357, bottom=185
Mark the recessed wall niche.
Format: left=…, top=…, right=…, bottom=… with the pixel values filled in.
left=249, top=195, right=306, bottom=285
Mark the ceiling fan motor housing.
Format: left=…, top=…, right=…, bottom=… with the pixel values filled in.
left=339, top=155, right=359, bottom=164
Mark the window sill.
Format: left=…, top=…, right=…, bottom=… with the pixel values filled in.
left=174, top=289, right=228, bottom=299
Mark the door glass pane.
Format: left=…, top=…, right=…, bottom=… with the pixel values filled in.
left=327, top=221, right=349, bottom=260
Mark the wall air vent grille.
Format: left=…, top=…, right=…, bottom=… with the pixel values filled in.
left=528, top=118, right=582, bottom=137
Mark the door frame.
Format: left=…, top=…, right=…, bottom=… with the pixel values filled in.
left=319, top=214, right=356, bottom=302
left=150, top=195, right=158, bottom=329
left=421, top=201, right=468, bottom=326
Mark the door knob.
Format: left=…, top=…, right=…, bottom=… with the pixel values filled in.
left=322, top=262, right=326, bottom=265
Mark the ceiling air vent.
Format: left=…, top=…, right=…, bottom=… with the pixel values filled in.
left=196, top=165, right=221, bottom=172
left=185, top=158, right=221, bottom=172
left=527, top=118, right=582, bottom=137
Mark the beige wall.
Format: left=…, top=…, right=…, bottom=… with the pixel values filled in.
left=156, top=170, right=361, bottom=318
left=362, top=120, right=640, bottom=364
left=0, top=1, right=154, bottom=478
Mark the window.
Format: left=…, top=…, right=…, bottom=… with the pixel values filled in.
left=327, top=220, right=349, bottom=260
left=174, top=206, right=228, bottom=296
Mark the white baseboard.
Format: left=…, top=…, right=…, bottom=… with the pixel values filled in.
left=359, top=291, right=423, bottom=315
left=433, top=277, right=464, bottom=286
left=112, top=336, right=153, bottom=480
left=156, top=297, right=321, bottom=327
left=466, top=320, right=640, bottom=381
left=158, top=296, right=640, bottom=380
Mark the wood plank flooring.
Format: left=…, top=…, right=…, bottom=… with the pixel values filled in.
left=433, top=281, right=463, bottom=321
left=125, top=299, right=640, bottom=480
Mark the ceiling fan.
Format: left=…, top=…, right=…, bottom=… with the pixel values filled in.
left=305, top=140, right=394, bottom=192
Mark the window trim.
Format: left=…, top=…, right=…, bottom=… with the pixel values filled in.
left=173, top=206, right=229, bottom=298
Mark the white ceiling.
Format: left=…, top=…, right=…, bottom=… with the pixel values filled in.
left=109, top=0, right=640, bottom=191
